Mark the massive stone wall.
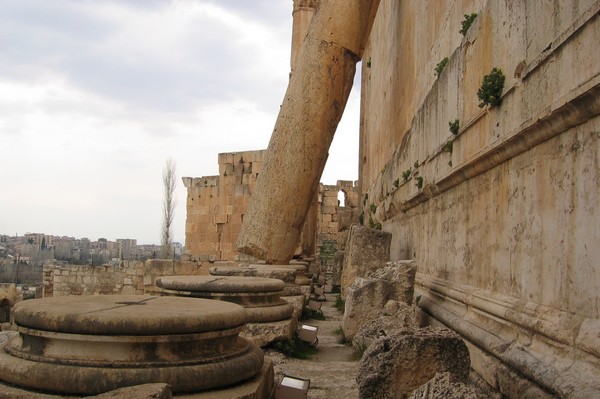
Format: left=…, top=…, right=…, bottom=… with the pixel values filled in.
left=358, top=0, right=600, bottom=397
left=183, top=150, right=265, bottom=261
left=43, top=260, right=209, bottom=297
left=183, top=151, right=358, bottom=262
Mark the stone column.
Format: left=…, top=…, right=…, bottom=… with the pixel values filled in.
left=291, top=0, right=318, bottom=70
left=237, top=0, right=381, bottom=264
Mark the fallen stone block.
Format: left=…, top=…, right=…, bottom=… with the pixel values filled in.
left=343, top=261, right=417, bottom=340
left=352, top=300, right=416, bottom=351
left=410, top=372, right=481, bottom=399
left=356, top=327, right=470, bottom=399
left=340, top=225, right=391, bottom=294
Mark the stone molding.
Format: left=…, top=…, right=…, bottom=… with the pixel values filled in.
left=415, top=273, right=600, bottom=398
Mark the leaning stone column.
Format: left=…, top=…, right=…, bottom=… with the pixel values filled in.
left=237, top=0, right=380, bottom=264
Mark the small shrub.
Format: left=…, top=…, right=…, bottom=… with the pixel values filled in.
left=334, top=295, right=345, bottom=313
left=223, top=171, right=227, bottom=177
left=358, top=211, right=364, bottom=225
left=477, top=67, right=505, bottom=108
left=460, top=13, right=478, bottom=36
left=302, top=306, right=325, bottom=321
left=434, top=57, right=449, bottom=76
left=366, top=58, right=372, bottom=68
left=334, top=326, right=350, bottom=344
left=351, top=342, right=368, bottom=361
left=414, top=160, right=420, bottom=168
left=443, top=141, right=453, bottom=154
left=402, top=169, right=412, bottom=182
left=449, top=119, right=460, bottom=135
left=393, top=178, right=400, bottom=188
left=375, top=223, right=382, bottom=230
left=370, top=203, right=377, bottom=214
left=415, top=176, right=424, bottom=189
left=269, top=336, right=318, bottom=359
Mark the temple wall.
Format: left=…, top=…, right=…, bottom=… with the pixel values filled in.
left=43, top=260, right=209, bottom=297
left=183, top=150, right=265, bottom=261
left=359, top=0, right=600, bottom=396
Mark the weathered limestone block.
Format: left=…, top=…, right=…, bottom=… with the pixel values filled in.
left=84, top=383, right=172, bottom=399
left=241, top=318, right=297, bottom=348
left=352, top=300, right=416, bottom=350
left=368, top=260, right=416, bottom=305
left=356, top=327, right=470, bottom=399
left=340, top=225, right=391, bottom=294
left=409, top=372, right=480, bottom=399
left=237, top=0, right=381, bottom=264
left=343, top=261, right=416, bottom=339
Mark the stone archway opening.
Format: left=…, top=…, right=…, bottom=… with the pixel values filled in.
left=338, top=190, right=347, bottom=207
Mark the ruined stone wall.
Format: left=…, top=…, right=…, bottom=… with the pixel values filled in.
left=183, top=150, right=264, bottom=261
left=317, top=181, right=359, bottom=249
left=43, top=260, right=209, bottom=297
left=359, top=0, right=600, bottom=396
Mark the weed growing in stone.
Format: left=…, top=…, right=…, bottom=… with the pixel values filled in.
left=477, top=67, right=505, bottom=107
left=269, top=336, right=318, bottom=360
left=351, top=342, right=368, bottom=361
left=393, top=178, right=400, bottom=188
left=334, top=295, right=345, bottom=313
left=370, top=203, right=377, bottom=214
left=415, top=176, right=424, bottom=189
left=460, top=13, right=478, bottom=36
left=443, top=141, right=453, bottom=154
left=402, top=169, right=412, bottom=182
left=449, top=119, right=460, bottom=135
left=435, top=57, right=449, bottom=76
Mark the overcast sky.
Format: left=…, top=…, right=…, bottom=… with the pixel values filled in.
left=0, top=0, right=361, bottom=245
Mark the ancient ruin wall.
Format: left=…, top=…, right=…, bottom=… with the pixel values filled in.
left=359, top=0, right=600, bottom=397
left=43, top=260, right=209, bottom=297
left=317, top=181, right=359, bottom=249
left=183, top=150, right=264, bottom=261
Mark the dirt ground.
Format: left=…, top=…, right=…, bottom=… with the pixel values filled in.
left=265, top=295, right=360, bottom=399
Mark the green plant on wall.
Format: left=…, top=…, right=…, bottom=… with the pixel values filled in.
left=370, top=203, right=377, bottom=214
left=393, top=178, right=400, bottom=188
left=402, top=169, right=412, bottom=182
left=460, top=13, right=478, bottom=36
left=414, top=160, right=420, bottom=168
left=435, top=57, right=449, bottom=76
left=415, top=176, right=424, bottom=189
left=449, top=119, right=460, bottom=135
left=443, top=141, right=453, bottom=154
left=477, top=67, right=505, bottom=107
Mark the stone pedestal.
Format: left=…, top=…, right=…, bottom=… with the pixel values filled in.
left=156, top=276, right=294, bottom=324
left=0, top=296, right=268, bottom=396
left=209, top=265, right=302, bottom=296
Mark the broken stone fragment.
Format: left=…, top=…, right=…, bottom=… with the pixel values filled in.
left=352, top=300, right=416, bottom=351
left=342, top=261, right=417, bottom=339
left=356, top=327, right=470, bottom=399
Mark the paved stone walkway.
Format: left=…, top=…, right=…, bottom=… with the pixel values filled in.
left=265, top=294, right=360, bottom=399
